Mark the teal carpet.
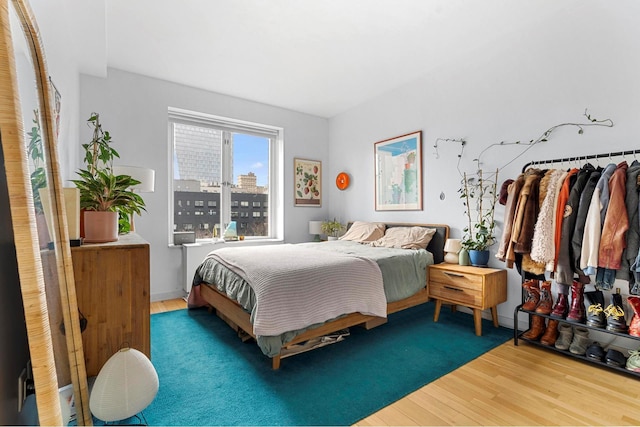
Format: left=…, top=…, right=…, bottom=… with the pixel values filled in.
left=144, top=303, right=511, bottom=426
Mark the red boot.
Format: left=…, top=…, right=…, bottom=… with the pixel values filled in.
left=566, top=281, right=586, bottom=323
left=550, top=293, right=569, bottom=319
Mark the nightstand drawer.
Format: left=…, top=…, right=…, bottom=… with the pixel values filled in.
left=429, top=280, right=481, bottom=306
left=429, top=268, right=483, bottom=291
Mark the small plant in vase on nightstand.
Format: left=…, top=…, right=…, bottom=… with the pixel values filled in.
left=321, top=219, right=344, bottom=240
left=460, top=169, right=498, bottom=267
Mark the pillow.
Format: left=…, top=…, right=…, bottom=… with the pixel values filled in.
left=339, top=221, right=386, bottom=242
left=370, top=226, right=436, bottom=250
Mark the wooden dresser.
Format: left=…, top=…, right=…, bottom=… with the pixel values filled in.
left=428, top=263, right=507, bottom=336
left=72, top=233, right=150, bottom=377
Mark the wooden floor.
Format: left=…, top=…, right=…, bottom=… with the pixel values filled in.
left=151, top=299, right=640, bottom=426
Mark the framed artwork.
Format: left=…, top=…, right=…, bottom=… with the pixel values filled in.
left=294, top=158, right=322, bottom=206
left=374, top=131, right=423, bottom=211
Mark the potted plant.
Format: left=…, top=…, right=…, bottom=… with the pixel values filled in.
left=71, top=113, right=146, bottom=242
left=460, top=169, right=498, bottom=267
left=321, top=219, right=344, bottom=240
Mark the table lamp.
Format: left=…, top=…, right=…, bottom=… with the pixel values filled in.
left=89, top=347, right=159, bottom=423
left=113, top=165, right=155, bottom=231
left=309, top=221, right=323, bottom=242
left=443, top=238, right=462, bottom=264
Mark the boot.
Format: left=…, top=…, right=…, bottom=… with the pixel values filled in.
left=522, top=315, right=546, bottom=341
left=628, top=296, right=640, bottom=337
left=555, top=322, right=573, bottom=350
left=605, top=289, right=628, bottom=333
left=550, top=293, right=569, bottom=319
left=522, top=280, right=540, bottom=311
left=566, top=281, right=586, bottom=323
left=585, top=290, right=606, bottom=328
left=535, top=281, right=553, bottom=315
left=569, top=327, right=590, bottom=355
left=540, top=319, right=559, bottom=346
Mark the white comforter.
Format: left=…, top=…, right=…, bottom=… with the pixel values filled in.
left=206, top=244, right=386, bottom=336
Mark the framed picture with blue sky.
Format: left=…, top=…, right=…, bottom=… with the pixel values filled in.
left=374, top=130, right=422, bottom=211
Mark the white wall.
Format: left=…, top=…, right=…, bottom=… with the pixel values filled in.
left=30, top=0, right=92, bottom=182
left=328, top=1, right=640, bottom=329
left=79, top=69, right=329, bottom=300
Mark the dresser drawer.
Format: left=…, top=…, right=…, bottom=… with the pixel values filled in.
left=429, top=267, right=484, bottom=291
left=429, top=280, right=482, bottom=306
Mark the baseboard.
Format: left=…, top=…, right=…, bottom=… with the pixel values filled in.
left=151, top=290, right=187, bottom=302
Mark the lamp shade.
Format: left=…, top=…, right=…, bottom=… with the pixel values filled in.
left=443, top=238, right=462, bottom=254
left=309, top=221, right=322, bottom=242
left=444, top=239, right=462, bottom=264
left=113, top=165, right=155, bottom=192
left=309, top=221, right=323, bottom=235
left=89, top=348, right=159, bottom=422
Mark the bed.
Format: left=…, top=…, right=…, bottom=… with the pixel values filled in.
left=188, top=222, right=449, bottom=369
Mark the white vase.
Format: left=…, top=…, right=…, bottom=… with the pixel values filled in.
left=327, top=236, right=338, bottom=241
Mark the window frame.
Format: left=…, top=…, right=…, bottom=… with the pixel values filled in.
left=168, top=107, right=284, bottom=244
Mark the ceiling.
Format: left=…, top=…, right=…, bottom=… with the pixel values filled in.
left=70, top=0, right=585, bottom=118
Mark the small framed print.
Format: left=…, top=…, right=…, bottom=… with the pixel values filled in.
left=294, top=158, right=321, bottom=207
left=374, top=131, right=423, bottom=211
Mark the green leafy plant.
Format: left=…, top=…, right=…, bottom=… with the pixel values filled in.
left=460, top=169, right=498, bottom=251
left=27, top=110, right=46, bottom=214
left=71, top=113, right=145, bottom=231
left=321, top=218, right=344, bottom=237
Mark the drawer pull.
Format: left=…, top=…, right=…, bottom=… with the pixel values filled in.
left=443, top=272, right=465, bottom=278
left=444, top=285, right=463, bottom=292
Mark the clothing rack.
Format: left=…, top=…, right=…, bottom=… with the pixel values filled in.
left=515, top=148, right=640, bottom=378
left=522, top=149, right=640, bottom=172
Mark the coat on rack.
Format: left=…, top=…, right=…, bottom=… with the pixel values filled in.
left=500, top=151, right=640, bottom=296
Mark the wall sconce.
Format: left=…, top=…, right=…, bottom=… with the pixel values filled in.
left=309, top=221, right=323, bottom=242
left=443, top=238, right=462, bottom=264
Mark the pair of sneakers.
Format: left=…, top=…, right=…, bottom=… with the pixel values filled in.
left=627, top=348, right=640, bottom=372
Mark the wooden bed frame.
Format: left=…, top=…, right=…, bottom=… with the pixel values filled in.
left=197, top=222, right=449, bottom=369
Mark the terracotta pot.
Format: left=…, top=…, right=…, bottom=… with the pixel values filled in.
left=83, top=211, right=118, bottom=243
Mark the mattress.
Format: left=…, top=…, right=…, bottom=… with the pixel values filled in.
left=192, top=240, right=434, bottom=356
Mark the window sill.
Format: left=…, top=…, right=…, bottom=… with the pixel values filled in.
left=169, top=238, right=284, bottom=249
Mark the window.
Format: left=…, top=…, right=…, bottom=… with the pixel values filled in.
left=169, top=108, right=283, bottom=241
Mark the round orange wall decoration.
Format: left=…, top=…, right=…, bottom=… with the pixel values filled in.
left=336, top=172, right=350, bottom=190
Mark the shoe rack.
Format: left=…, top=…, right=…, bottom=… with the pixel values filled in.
left=513, top=149, right=640, bottom=378
left=514, top=289, right=640, bottom=379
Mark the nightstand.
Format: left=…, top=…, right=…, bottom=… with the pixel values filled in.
left=428, top=264, right=507, bottom=336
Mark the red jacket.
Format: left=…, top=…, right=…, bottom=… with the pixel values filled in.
left=553, top=169, right=578, bottom=271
